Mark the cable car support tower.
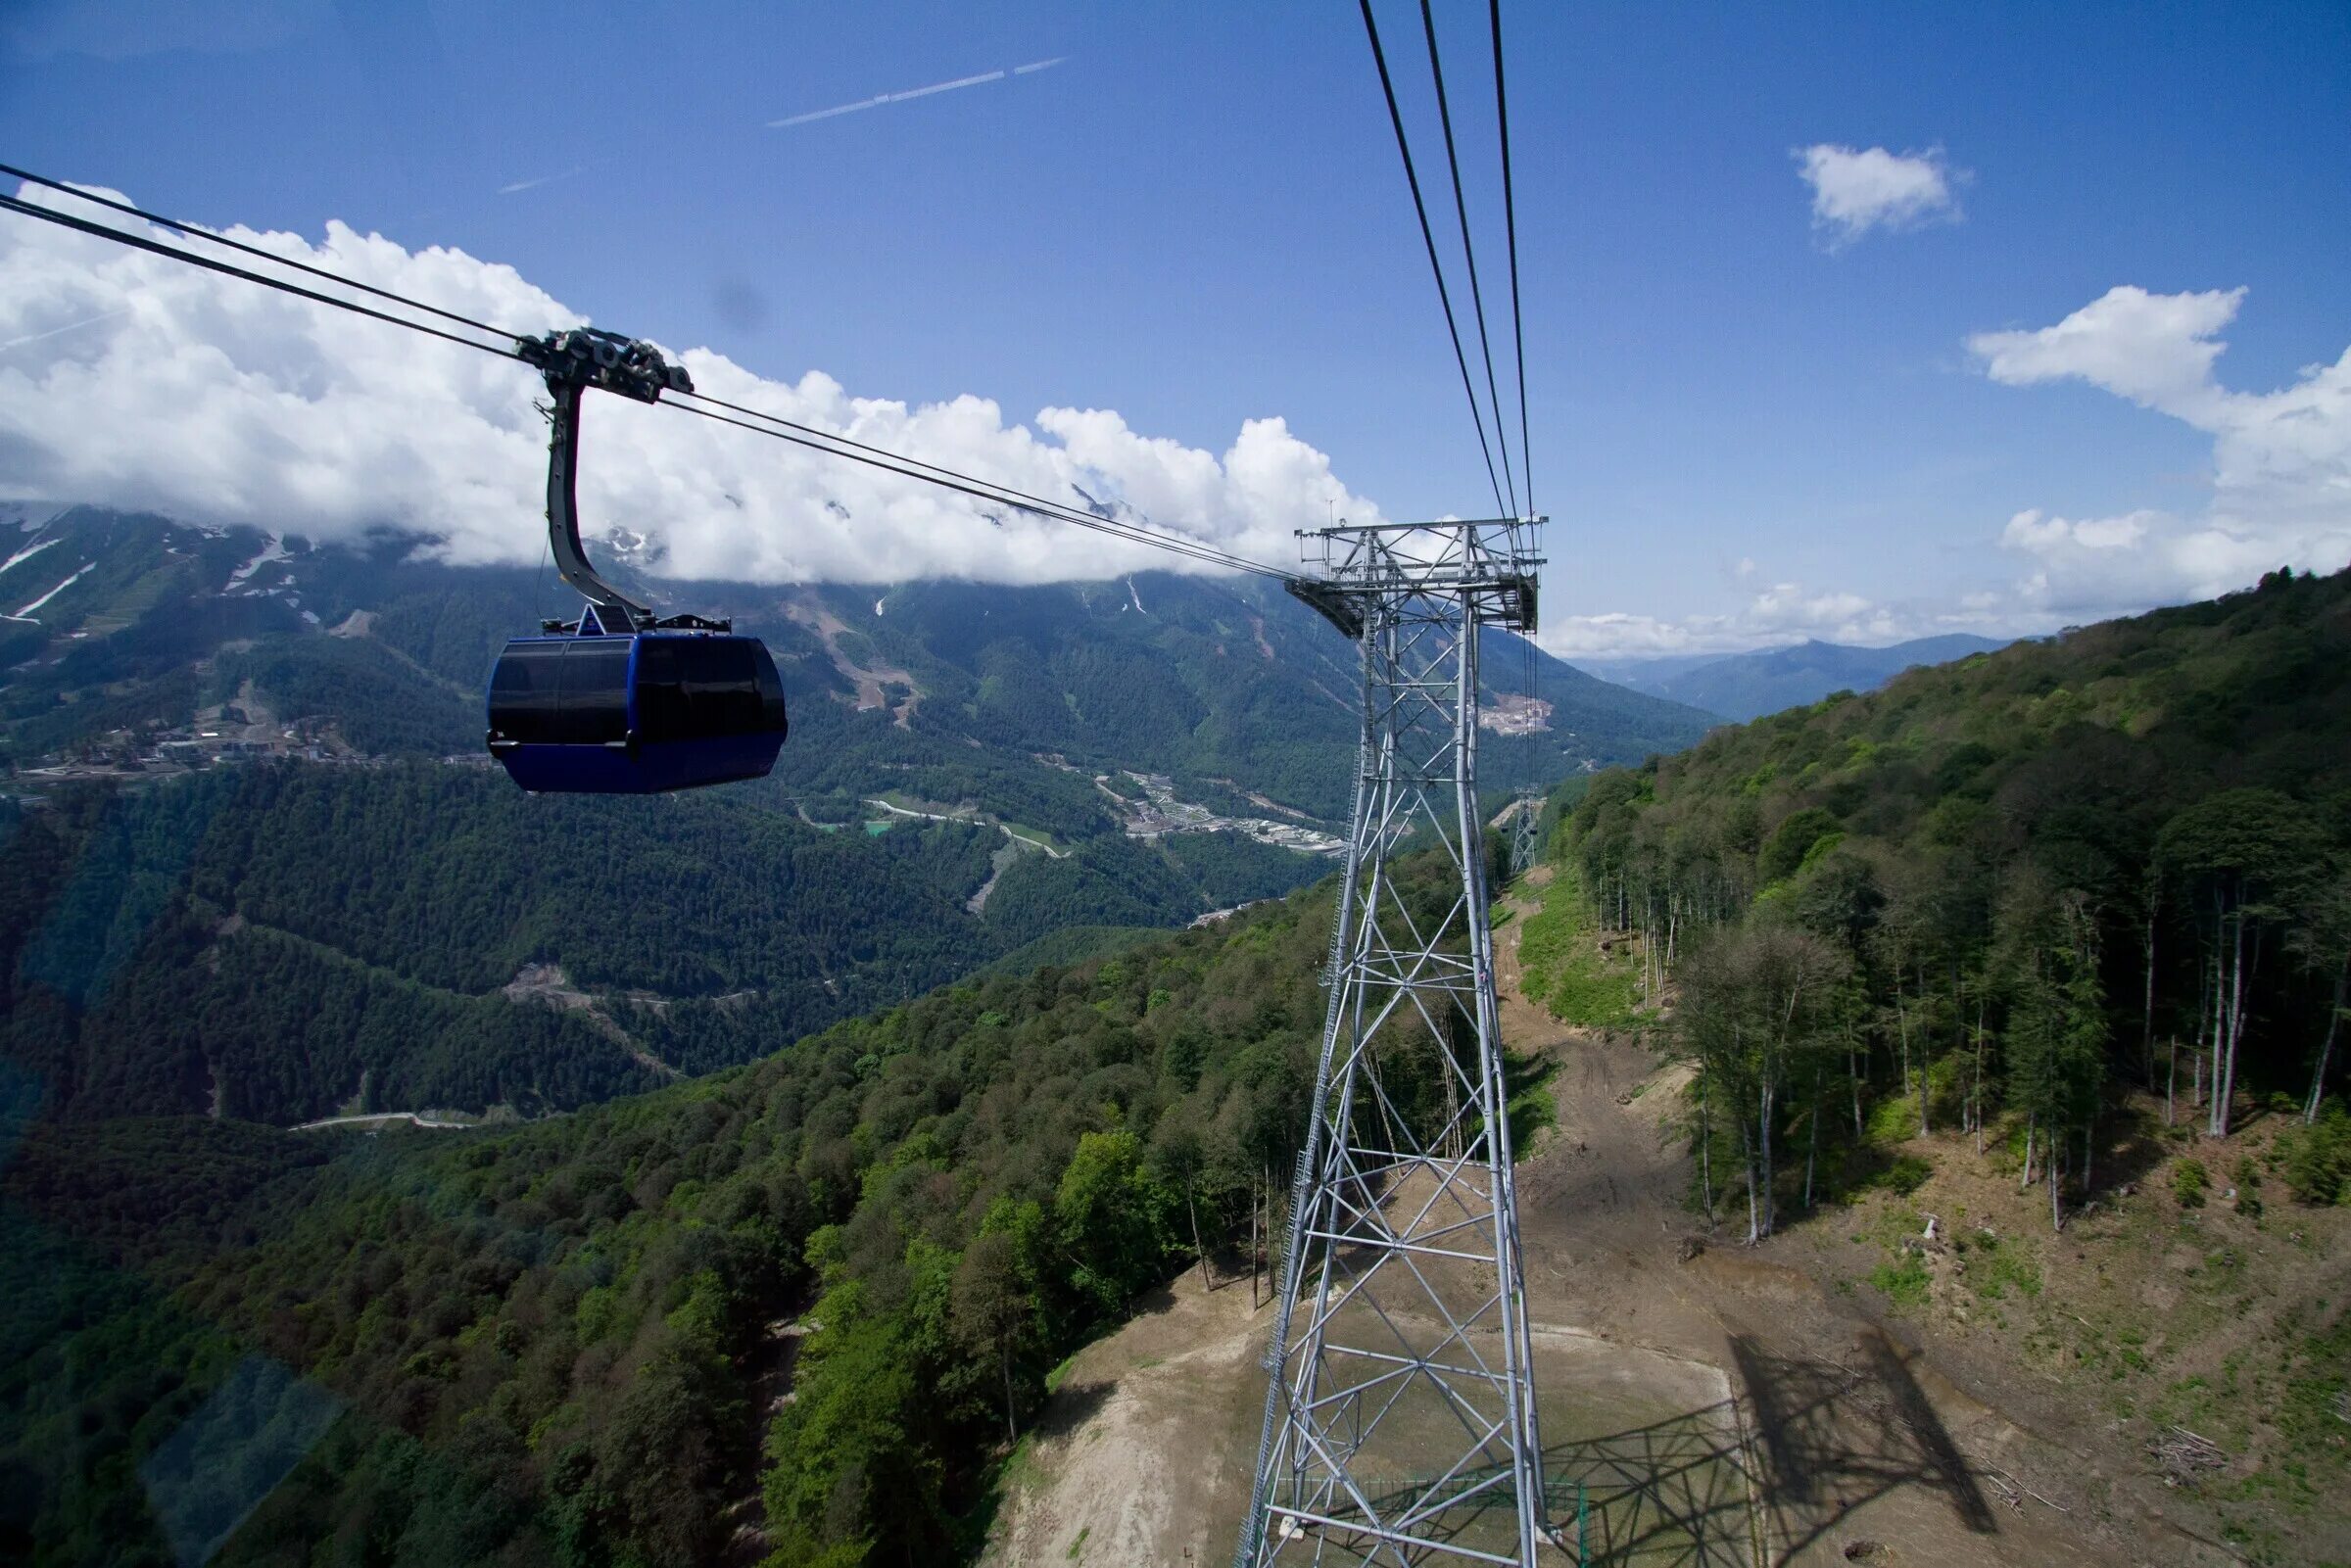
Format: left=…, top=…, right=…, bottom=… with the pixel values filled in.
left=1242, top=515, right=1552, bottom=1566
left=1508, top=788, right=1544, bottom=880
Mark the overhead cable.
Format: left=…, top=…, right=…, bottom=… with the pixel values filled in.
left=1357, top=0, right=1508, bottom=519
left=0, top=163, right=514, bottom=346
left=1418, top=0, right=1518, bottom=517
left=668, top=387, right=1292, bottom=577
left=660, top=397, right=1292, bottom=578
left=0, top=175, right=1294, bottom=582
left=1488, top=0, right=1531, bottom=515
left=0, top=193, right=516, bottom=362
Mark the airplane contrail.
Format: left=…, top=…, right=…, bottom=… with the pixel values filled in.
left=767, top=57, right=1066, bottom=129
left=0, top=306, right=134, bottom=353
left=498, top=166, right=591, bottom=197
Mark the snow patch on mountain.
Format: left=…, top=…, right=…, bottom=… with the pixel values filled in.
left=14, top=560, right=94, bottom=619
left=0, top=534, right=62, bottom=578
left=228, top=536, right=288, bottom=586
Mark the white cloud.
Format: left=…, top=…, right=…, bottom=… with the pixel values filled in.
left=1971, top=286, right=2241, bottom=414
left=1540, top=578, right=1909, bottom=660
left=1970, top=286, right=2351, bottom=613
left=0, top=182, right=1379, bottom=587
left=1999, top=507, right=2154, bottom=555
left=1795, top=144, right=1963, bottom=246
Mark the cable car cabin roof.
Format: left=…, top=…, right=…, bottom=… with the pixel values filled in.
left=486, top=631, right=787, bottom=794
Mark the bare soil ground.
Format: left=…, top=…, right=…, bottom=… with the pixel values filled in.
left=782, top=594, right=921, bottom=727
left=982, top=865, right=2296, bottom=1566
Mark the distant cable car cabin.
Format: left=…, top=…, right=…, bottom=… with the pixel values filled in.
left=485, top=328, right=788, bottom=793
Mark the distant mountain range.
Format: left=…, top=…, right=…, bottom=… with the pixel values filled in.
left=1573, top=633, right=2011, bottom=722
left=2, top=504, right=1716, bottom=808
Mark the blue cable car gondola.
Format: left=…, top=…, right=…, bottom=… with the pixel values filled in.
left=488, top=618, right=787, bottom=793
left=486, top=328, right=790, bottom=794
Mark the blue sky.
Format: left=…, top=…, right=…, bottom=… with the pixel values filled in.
left=2, top=1, right=2346, bottom=654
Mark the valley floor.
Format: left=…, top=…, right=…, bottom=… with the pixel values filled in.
left=980, top=870, right=2248, bottom=1568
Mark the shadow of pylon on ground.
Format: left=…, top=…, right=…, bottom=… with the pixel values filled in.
left=1730, top=1331, right=1999, bottom=1563
left=1335, top=1333, right=2007, bottom=1567
left=1330, top=1401, right=1752, bottom=1567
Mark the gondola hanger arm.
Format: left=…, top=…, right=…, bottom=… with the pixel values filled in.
left=515, top=327, right=724, bottom=634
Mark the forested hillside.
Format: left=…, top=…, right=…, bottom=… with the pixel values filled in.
left=0, top=764, right=1331, bottom=1124
left=789, top=577, right=1717, bottom=816
left=1549, top=565, right=2351, bottom=1236
left=0, top=849, right=1498, bottom=1568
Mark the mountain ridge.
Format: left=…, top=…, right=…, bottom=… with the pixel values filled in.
left=1575, top=631, right=2009, bottom=721
left=3, top=505, right=1717, bottom=813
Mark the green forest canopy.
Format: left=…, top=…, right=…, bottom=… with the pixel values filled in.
left=1552, top=564, right=2351, bottom=1235
left=3, top=866, right=1434, bottom=1566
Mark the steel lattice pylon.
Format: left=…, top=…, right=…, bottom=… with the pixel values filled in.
left=1241, top=519, right=1551, bottom=1567
left=1508, top=789, right=1544, bottom=879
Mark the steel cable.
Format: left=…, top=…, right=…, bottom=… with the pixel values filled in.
left=1488, top=0, right=1532, bottom=517
left=0, top=163, right=517, bottom=345
left=0, top=174, right=1297, bottom=583
left=1418, top=0, right=1518, bottom=517
left=1358, top=0, right=1508, bottom=519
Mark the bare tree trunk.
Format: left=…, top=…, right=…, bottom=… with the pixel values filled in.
left=2192, top=946, right=2212, bottom=1111
left=2020, top=1117, right=2036, bottom=1191
left=1757, top=1081, right=1777, bottom=1240
left=2309, top=964, right=2346, bottom=1124
left=1189, top=1186, right=1211, bottom=1291
left=1971, top=1001, right=1988, bottom=1155
left=1739, top=1118, right=1759, bottom=1246
left=1699, top=1079, right=1714, bottom=1219
left=1848, top=1042, right=1863, bottom=1138
left=2216, top=904, right=2245, bottom=1137
left=1249, top=1169, right=1262, bottom=1308
left=2141, top=894, right=2159, bottom=1086
left=2049, top=1136, right=2064, bottom=1233
left=1804, top=1074, right=1820, bottom=1212
left=2166, top=1036, right=2178, bottom=1126
left=1895, top=988, right=1916, bottom=1116
left=2219, top=907, right=2237, bottom=1142
left=1002, top=1348, right=1020, bottom=1444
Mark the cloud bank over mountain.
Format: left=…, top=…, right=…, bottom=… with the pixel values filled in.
left=0, top=182, right=1381, bottom=586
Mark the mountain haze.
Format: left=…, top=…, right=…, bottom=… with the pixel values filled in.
left=1576, top=632, right=2008, bottom=721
